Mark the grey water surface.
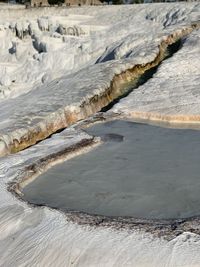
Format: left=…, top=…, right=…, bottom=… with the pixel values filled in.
left=22, top=120, right=200, bottom=220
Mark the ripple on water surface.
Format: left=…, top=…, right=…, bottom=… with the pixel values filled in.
left=22, top=120, right=200, bottom=220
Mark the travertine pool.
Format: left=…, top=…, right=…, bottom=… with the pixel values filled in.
left=22, top=120, right=200, bottom=220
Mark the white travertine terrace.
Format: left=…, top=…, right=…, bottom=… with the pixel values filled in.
left=0, top=3, right=200, bottom=266
left=0, top=3, right=199, bottom=155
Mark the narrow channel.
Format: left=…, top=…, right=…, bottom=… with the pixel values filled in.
left=101, top=38, right=183, bottom=112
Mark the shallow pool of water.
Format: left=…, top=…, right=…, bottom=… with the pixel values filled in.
left=22, top=120, right=200, bottom=220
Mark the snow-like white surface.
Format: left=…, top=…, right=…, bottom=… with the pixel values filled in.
left=0, top=3, right=200, bottom=266
left=0, top=3, right=198, bottom=100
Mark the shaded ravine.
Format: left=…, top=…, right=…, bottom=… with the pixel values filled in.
left=0, top=24, right=199, bottom=156
left=101, top=38, right=183, bottom=112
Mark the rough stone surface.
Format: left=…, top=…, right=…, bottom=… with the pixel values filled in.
left=0, top=3, right=200, bottom=267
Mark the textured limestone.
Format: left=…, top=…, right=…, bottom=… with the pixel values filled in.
left=0, top=3, right=200, bottom=267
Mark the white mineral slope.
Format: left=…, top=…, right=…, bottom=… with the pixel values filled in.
left=0, top=3, right=198, bottom=99
left=0, top=126, right=200, bottom=267
left=113, top=28, right=200, bottom=125
left=0, top=3, right=199, bottom=155
left=0, top=4, right=200, bottom=266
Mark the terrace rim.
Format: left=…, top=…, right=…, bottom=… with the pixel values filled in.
left=8, top=113, right=200, bottom=240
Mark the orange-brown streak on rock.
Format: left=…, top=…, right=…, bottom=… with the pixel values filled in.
left=127, top=111, right=200, bottom=126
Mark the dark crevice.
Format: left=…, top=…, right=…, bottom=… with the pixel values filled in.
left=17, top=38, right=184, bottom=151
left=101, top=38, right=183, bottom=112
left=28, top=127, right=67, bottom=150
left=4, top=35, right=188, bottom=156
